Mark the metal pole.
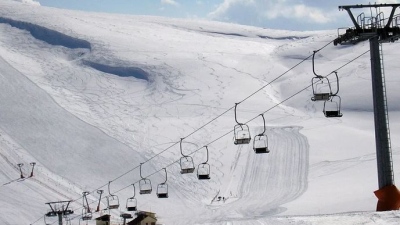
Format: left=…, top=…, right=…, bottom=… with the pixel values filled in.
left=58, top=213, right=63, bottom=225
left=369, top=36, right=394, bottom=188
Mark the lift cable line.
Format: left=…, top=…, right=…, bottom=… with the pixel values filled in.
left=59, top=38, right=335, bottom=202
left=35, top=49, right=370, bottom=225
left=30, top=39, right=349, bottom=225
left=100, top=49, right=371, bottom=203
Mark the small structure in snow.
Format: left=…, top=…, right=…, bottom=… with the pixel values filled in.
left=127, top=211, right=157, bottom=225
left=95, top=214, right=110, bottom=225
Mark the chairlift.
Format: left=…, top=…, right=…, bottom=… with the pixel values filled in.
left=17, top=163, right=24, bottom=179
left=126, top=184, right=137, bottom=211
left=157, top=168, right=169, bottom=198
left=44, top=214, right=57, bottom=225
left=82, top=191, right=92, bottom=221
left=106, top=181, right=120, bottom=210
left=253, top=114, right=269, bottom=154
left=29, top=162, right=36, bottom=177
left=323, top=95, right=343, bottom=118
left=311, top=50, right=332, bottom=101
left=95, top=189, right=103, bottom=212
left=233, top=103, right=251, bottom=145
left=139, top=163, right=152, bottom=194
left=64, top=215, right=72, bottom=225
left=197, top=146, right=211, bottom=180
left=179, top=138, right=195, bottom=174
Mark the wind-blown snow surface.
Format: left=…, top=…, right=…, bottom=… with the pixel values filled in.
left=0, top=0, right=400, bottom=224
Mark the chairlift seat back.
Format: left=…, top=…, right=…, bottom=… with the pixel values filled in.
left=126, top=197, right=137, bottom=211
left=140, top=189, right=152, bottom=194
left=180, top=156, right=195, bottom=174
left=254, top=147, right=269, bottom=154
left=253, top=135, right=269, bottom=153
left=197, top=163, right=210, bottom=180
left=180, top=167, right=195, bottom=174
left=234, top=137, right=251, bottom=145
left=324, top=110, right=343, bottom=117
left=82, top=215, right=92, bottom=221
left=157, top=192, right=169, bottom=198
left=127, top=206, right=137, bottom=211
left=312, top=93, right=331, bottom=101
left=198, top=174, right=210, bottom=180
left=139, top=179, right=152, bottom=194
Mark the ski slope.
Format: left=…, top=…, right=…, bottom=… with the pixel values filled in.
left=1, top=0, right=400, bottom=224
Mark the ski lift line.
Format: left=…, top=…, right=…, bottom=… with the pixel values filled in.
left=29, top=39, right=339, bottom=225
left=78, top=39, right=335, bottom=190
left=31, top=49, right=367, bottom=225
left=46, top=47, right=369, bottom=221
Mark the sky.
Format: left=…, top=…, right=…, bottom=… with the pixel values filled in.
left=18, top=0, right=400, bottom=31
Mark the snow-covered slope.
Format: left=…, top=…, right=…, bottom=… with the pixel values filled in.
left=0, top=0, right=400, bottom=224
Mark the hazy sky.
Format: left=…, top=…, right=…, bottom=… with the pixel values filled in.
left=24, top=0, right=400, bottom=31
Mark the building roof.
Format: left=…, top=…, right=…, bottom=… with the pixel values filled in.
left=95, top=214, right=110, bottom=221
left=127, top=214, right=157, bottom=225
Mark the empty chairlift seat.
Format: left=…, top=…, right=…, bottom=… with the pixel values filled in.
left=234, top=124, right=251, bottom=145
left=179, top=138, right=195, bottom=174
left=197, top=146, right=211, bottom=180
left=252, top=114, right=269, bottom=154
left=197, top=163, right=211, bottom=180
left=157, top=168, right=169, bottom=198
left=323, top=95, right=343, bottom=117
left=126, top=184, right=137, bottom=211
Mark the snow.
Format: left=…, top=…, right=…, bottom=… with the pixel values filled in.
left=0, top=0, right=400, bottom=224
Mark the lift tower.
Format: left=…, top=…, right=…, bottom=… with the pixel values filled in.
left=334, top=4, right=400, bottom=211
left=45, top=201, right=74, bottom=225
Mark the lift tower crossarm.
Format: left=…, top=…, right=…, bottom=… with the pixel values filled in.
left=339, top=4, right=400, bottom=29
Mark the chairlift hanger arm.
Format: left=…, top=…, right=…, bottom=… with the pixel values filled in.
left=140, top=163, right=145, bottom=179
left=162, top=168, right=168, bottom=184
left=330, top=71, right=340, bottom=96
left=180, top=138, right=188, bottom=157
left=203, top=146, right=209, bottom=164
left=132, top=184, right=136, bottom=198
left=234, top=103, right=245, bottom=125
left=108, top=181, right=113, bottom=196
left=312, top=50, right=324, bottom=78
left=259, top=114, right=266, bottom=135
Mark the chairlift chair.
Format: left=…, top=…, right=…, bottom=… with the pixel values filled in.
left=311, top=77, right=332, bottom=101
left=107, top=181, right=120, bottom=210
left=157, top=168, right=169, bottom=198
left=233, top=103, right=251, bottom=145
left=253, top=114, right=269, bottom=154
left=179, top=138, right=195, bottom=174
left=44, top=214, right=57, bottom=225
left=139, top=163, right=152, bottom=194
left=81, top=191, right=92, bottom=221
left=81, top=208, right=92, bottom=221
left=126, top=184, right=137, bottom=211
left=323, top=95, right=343, bottom=118
left=95, top=189, right=103, bottom=212
left=310, top=50, right=335, bottom=102
left=197, top=146, right=211, bottom=180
